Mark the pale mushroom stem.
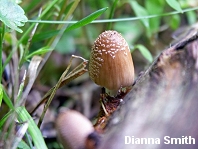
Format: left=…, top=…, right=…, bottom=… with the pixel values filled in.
left=105, top=88, right=118, bottom=97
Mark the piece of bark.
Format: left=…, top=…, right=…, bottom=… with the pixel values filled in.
left=98, top=28, right=198, bottom=149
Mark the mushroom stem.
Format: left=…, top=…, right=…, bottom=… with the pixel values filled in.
left=105, top=88, right=118, bottom=97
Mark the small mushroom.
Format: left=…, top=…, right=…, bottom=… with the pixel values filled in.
left=56, top=109, right=94, bottom=149
left=89, top=30, right=134, bottom=96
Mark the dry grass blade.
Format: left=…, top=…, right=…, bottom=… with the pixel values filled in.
left=61, top=55, right=88, bottom=86
left=19, top=8, right=41, bottom=67
left=20, top=56, right=42, bottom=106
left=11, top=122, right=28, bottom=149
left=36, top=55, right=88, bottom=127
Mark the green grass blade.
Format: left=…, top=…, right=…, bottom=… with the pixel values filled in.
left=134, top=44, right=153, bottom=63
left=107, top=0, right=118, bottom=30
left=26, top=46, right=50, bottom=59
left=3, top=88, right=14, bottom=109
left=17, top=140, right=31, bottom=149
left=65, top=7, right=108, bottom=32
left=64, top=1, right=75, bottom=17
left=16, top=72, right=26, bottom=106
left=0, top=24, right=5, bottom=84
left=28, top=6, right=198, bottom=24
left=32, top=7, right=108, bottom=42
left=130, top=1, right=149, bottom=28
left=16, top=107, right=47, bottom=149
left=32, top=30, right=59, bottom=42
left=166, top=0, right=183, bottom=13
left=0, top=84, right=2, bottom=106
left=0, top=109, right=14, bottom=128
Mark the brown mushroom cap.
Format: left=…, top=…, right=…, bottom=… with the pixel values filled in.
left=89, top=30, right=134, bottom=91
left=56, top=110, right=94, bottom=149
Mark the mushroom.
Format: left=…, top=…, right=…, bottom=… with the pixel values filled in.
left=89, top=30, right=134, bottom=96
left=56, top=109, right=94, bottom=149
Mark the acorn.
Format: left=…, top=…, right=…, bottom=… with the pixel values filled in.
left=89, top=30, right=135, bottom=96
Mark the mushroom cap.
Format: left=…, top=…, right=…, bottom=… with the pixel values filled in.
left=89, top=30, right=134, bottom=91
left=56, top=110, right=94, bottom=149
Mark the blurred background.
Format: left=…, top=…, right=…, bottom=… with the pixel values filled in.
left=1, top=0, right=198, bottom=148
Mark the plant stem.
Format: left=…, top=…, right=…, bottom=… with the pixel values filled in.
left=18, top=0, right=59, bottom=46
left=0, top=24, right=5, bottom=83
left=107, top=0, right=119, bottom=30
left=80, top=0, right=92, bottom=47
left=37, top=56, right=75, bottom=128
left=47, top=0, right=80, bottom=47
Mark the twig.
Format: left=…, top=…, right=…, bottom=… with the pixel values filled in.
left=37, top=55, right=88, bottom=127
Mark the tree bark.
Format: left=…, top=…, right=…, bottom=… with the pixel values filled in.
left=98, top=28, right=198, bottom=149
